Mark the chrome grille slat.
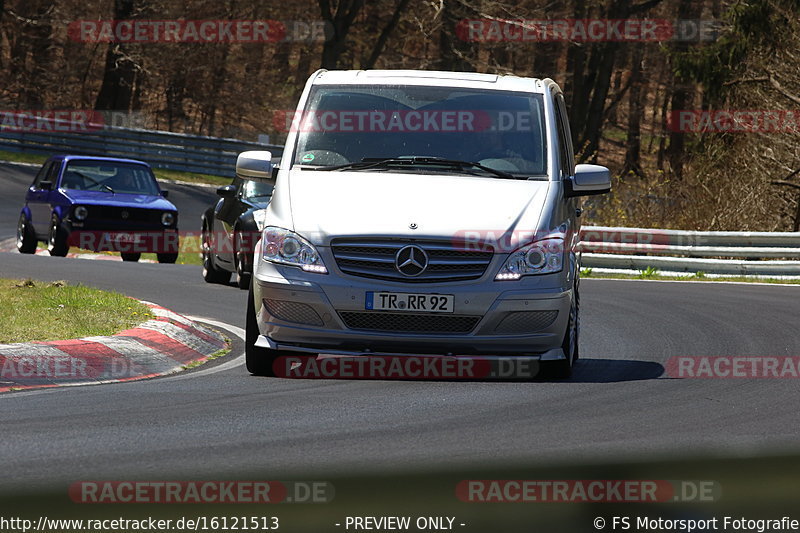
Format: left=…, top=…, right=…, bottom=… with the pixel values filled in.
left=331, top=238, right=493, bottom=283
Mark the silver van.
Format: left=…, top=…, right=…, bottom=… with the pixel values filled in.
left=240, top=69, right=611, bottom=378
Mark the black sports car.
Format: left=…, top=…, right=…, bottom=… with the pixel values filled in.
left=201, top=177, right=272, bottom=289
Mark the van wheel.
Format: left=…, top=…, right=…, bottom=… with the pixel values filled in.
left=17, top=215, right=37, bottom=254
left=245, top=282, right=279, bottom=376
left=547, top=276, right=579, bottom=379
left=47, top=215, right=69, bottom=257
left=121, top=252, right=141, bottom=262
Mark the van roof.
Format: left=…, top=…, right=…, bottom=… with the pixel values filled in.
left=311, top=69, right=548, bottom=93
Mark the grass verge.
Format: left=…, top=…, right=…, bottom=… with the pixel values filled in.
left=0, top=278, right=152, bottom=343
left=0, top=150, right=229, bottom=186
left=580, top=267, right=800, bottom=284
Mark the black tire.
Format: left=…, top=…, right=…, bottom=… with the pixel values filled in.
left=234, top=233, right=251, bottom=290
left=16, top=215, right=37, bottom=254
left=546, top=275, right=580, bottom=379
left=47, top=215, right=69, bottom=257
left=157, top=252, right=178, bottom=264
left=201, top=223, right=231, bottom=284
left=245, top=282, right=279, bottom=376
left=121, top=252, right=141, bottom=262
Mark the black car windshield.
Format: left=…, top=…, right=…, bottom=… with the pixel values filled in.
left=291, top=85, right=547, bottom=177
left=241, top=179, right=273, bottom=199
left=61, top=161, right=160, bottom=195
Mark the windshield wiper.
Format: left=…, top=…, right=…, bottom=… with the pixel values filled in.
left=314, top=157, right=518, bottom=180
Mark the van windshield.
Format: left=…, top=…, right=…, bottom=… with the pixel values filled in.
left=291, top=85, right=547, bottom=177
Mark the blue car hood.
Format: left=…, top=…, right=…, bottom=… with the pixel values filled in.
left=62, top=190, right=177, bottom=211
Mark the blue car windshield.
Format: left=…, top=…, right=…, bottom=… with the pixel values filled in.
left=61, top=161, right=160, bottom=195
left=291, top=85, right=547, bottom=177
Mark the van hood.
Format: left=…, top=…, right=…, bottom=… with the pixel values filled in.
left=285, top=170, right=550, bottom=245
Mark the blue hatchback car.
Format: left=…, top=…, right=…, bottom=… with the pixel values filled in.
left=17, top=155, right=180, bottom=262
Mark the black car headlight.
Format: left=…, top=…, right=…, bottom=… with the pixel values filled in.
left=74, top=206, right=88, bottom=221
left=161, top=212, right=175, bottom=226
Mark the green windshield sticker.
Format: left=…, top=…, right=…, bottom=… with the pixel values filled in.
left=301, top=153, right=315, bottom=162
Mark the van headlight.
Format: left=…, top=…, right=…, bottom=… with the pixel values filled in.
left=262, top=226, right=327, bottom=273
left=161, top=212, right=175, bottom=226
left=73, top=206, right=88, bottom=221
left=496, top=237, right=564, bottom=280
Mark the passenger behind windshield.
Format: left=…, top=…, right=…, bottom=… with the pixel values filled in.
left=291, top=85, right=547, bottom=177
left=61, top=162, right=160, bottom=195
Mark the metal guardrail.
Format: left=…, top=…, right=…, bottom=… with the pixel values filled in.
left=0, top=115, right=283, bottom=177
left=578, top=226, right=800, bottom=275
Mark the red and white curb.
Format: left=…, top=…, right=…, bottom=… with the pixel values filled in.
left=0, top=239, right=157, bottom=262
left=0, top=301, right=229, bottom=393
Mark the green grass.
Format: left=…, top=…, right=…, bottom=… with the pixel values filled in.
left=582, top=270, right=800, bottom=284
left=140, top=234, right=203, bottom=265
left=0, top=150, right=229, bottom=186
left=31, top=233, right=204, bottom=266
left=0, top=278, right=152, bottom=343
left=0, top=150, right=48, bottom=165
left=153, top=168, right=230, bottom=186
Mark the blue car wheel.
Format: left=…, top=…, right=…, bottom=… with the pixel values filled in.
left=16, top=214, right=37, bottom=254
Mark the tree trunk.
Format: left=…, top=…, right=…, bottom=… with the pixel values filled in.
left=319, top=0, right=365, bottom=69
left=624, top=44, right=645, bottom=177
left=439, top=0, right=478, bottom=71
left=364, top=0, right=411, bottom=69
left=666, top=0, right=703, bottom=180
left=94, top=0, right=138, bottom=112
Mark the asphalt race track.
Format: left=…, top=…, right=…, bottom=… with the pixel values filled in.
left=1, top=162, right=800, bottom=530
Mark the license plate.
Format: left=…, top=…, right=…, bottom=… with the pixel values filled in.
left=365, top=292, right=454, bottom=313
left=112, top=233, right=141, bottom=244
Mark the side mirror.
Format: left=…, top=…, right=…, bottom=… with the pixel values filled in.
left=566, top=164, right=611, bottom=197
left=216, top=184, right=236, bottom=198
left=39, top=180, right=53, bottom=191
left=160, top=190, right=170, bottom=199
left=236, top=151, right=275, bottom=186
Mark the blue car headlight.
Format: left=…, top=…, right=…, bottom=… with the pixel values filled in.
left=262, top=226, right=327, bottom=274
left=73, top=206, right=88, bottom=221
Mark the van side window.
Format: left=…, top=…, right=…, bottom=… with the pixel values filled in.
left=552, top=94, right=571, bottom=179
left=556, top=94, right=575, bottom=175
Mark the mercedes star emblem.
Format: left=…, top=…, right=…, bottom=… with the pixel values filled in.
left=395, top=245, right=428, bottom=276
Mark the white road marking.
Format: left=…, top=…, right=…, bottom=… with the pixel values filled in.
left=159, top=317, right=245, bottom=381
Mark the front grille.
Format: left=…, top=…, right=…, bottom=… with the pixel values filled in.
left=331, top=239, right=493, bottom=283
left=339, top=311, right=480, bottom=334
left=83, top=206, right=165, bottom=224
left=263, top=299, right=324, bottom=326
left=494, top=311, right=558, bottom=334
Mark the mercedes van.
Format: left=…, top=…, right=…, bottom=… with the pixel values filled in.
left=240, top=69, right=611, bottom=378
